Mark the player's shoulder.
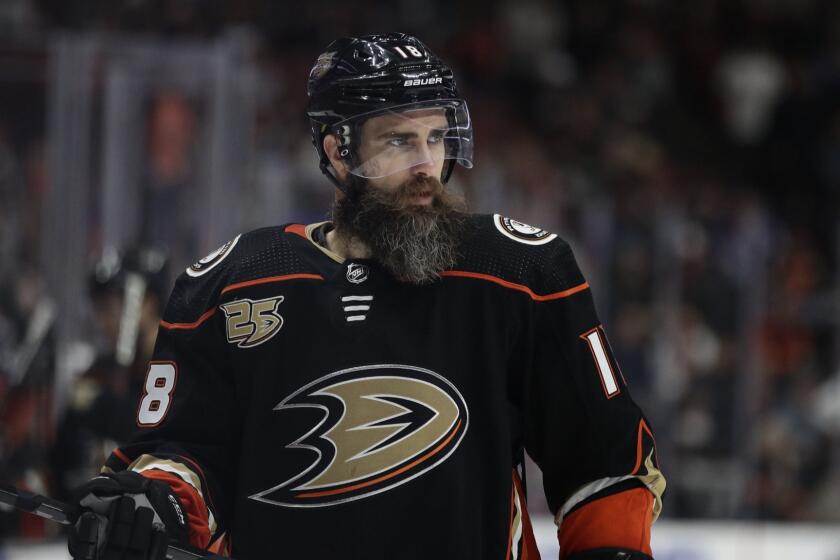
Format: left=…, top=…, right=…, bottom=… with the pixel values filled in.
left=179, top=225, right=304, bottom=281
left=163, top=225, right=315, bottom=322
left=456, top=213, right=585, bottom=296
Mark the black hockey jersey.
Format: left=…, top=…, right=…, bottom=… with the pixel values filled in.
left=105, top=214, right=665, bottom=559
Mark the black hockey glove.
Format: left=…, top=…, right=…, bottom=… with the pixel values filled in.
left=68, top=470, right=190, bottom=560
left=566, top=549, right=654, bottom=560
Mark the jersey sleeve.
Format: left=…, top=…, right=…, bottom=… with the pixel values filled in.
left=101, top=244, right=240, bottom=551
left=521, top=240, right=666, bottom=559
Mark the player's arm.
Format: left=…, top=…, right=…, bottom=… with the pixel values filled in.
left=69, top=242, right=240, bottom=558
left=102, top=318, right=234, bottom=552
left=522, top=241, right=665, bottom=560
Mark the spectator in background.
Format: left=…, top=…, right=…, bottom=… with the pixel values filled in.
left=0, top=263, right=54, bottom=541
left=0, top=125, right=23, bottom=286
left=140, top=92, right=200, bottom=275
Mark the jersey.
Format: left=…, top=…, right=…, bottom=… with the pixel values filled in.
left=103, top=214, right=665, bottom=559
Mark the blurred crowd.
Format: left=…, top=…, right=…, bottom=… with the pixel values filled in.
left=2, top=0, right=840, bottom=544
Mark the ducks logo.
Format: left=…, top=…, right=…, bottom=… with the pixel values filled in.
left=250, top=364, right=469, bottom=507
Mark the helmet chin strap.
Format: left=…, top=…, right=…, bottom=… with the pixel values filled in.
left=441, top=159, right=455, bottom=184
left=319, top=158, right=349, bottom=194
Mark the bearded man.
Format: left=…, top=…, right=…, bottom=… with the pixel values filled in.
left=67, top=33, right=665, bottom=560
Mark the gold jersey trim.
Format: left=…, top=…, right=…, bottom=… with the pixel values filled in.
left=304, top=221, right=345, bottom=264
left=554, top=459, right=666, bottom=527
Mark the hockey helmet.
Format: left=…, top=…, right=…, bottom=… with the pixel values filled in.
left=307, top=33, right=473, bottom=190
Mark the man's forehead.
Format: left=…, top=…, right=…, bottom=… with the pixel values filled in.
left=363, top=108, right=448, bottom=134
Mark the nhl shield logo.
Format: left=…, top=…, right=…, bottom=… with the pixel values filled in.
left=346, top=263, right=369, bottom=284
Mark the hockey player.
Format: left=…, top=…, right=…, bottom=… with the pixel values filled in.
left=67, top=33, right=665, bottom=560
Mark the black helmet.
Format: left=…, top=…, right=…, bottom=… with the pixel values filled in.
left=307, top=32, right=473, bottom=190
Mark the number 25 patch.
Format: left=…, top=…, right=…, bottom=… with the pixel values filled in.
left=220, top=296, right=285, bottom=348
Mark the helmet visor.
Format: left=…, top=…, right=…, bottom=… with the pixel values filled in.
left=340, top=100, right=473, bottom=179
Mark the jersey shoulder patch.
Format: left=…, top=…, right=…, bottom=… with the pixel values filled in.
left=455, top=214, right=584, bottom=297
left=186, top=234, right=242, bottom=277
left=164, top=226, right=314, bottom=327
left=492, top=214, right=557, bottom=245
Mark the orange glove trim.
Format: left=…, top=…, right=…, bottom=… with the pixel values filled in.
left=139, top=469, right=212, bottom=550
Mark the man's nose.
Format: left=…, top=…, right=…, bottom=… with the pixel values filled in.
left=410, top=143, right=436, bottom=174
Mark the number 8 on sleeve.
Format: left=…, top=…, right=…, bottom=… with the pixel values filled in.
left=137, top=362, right=178, bottom=426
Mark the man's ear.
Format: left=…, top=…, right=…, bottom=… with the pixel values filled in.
left=323, top=134, right=349, bottom=181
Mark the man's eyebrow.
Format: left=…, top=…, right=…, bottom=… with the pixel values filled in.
left=376, top=130, right=418, bottom=139
left=376, top=128, right=447, bottom=140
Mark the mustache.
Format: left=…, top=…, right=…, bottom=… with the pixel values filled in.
left=399, top=174, right=443, bottom=198
left=332, top=174, right=468, bottom=284
left=359, top=174, right=446, bottom=210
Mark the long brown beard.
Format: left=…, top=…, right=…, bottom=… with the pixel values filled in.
left=332, top=174, right=467, bottom=285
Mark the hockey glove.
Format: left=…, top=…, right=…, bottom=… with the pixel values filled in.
left=68, top=470, right=190, bottom=560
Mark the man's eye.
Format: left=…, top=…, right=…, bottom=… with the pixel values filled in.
left=428, top=132, right=445, bottom=144
left=387, top=136, right=410, bottom=147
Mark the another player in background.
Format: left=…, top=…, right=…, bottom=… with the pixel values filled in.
left=67, top=33, right=665, bottom=560
left=52, top=247, right=168, bottom=502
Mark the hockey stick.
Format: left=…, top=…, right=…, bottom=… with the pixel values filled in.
left=8, top=298, right=56, bottom=385
left=115, top=271, right=147, bottom=367
left=0, top=483, right=229, bottom=560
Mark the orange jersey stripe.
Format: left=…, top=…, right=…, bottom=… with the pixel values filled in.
left=208, top=533, right=230, bottom=556
left=558, top=487, right=653, bottom=558
left=140, top=469, right=212, bottom=550
left=297, top=419, right=462, bottom=499
left=221, top=273, right=324, bottom=294
left=160, top=308, right=216, bottom=330
left=284, top=223, right=307, bottom=239
left=112, top=448, right=132, bottom=465
left=160, top=274, right=323, bottom=329
left=439, top=271, right=589, bottom=302
left=632, top=419, right=655, bottom=475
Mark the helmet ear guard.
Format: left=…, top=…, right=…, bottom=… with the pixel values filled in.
left=311, top=124, right=346, bottom=192
left=314, top=122, right=359, bottom=193
left=335, top=123, right=354, bottom=161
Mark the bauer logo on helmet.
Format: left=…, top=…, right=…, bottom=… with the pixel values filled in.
left=403, top=77, right=443, bottom=87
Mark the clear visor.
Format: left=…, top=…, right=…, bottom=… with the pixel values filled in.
left=339, top=99, right=473, bottom=179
